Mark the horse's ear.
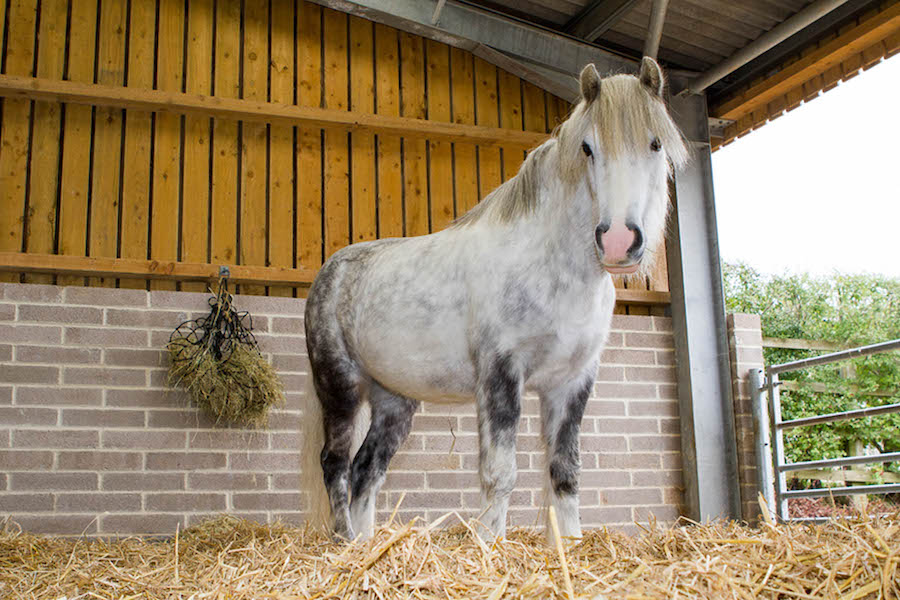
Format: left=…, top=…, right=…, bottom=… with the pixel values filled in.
left=580, top=63, right=601, bottom=103
left=639, top=56, right=664, bottom=97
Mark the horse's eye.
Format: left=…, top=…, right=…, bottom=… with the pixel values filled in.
left=650, top=137, right=661, bottom=152
left=581, top=141, right=593, bottom=158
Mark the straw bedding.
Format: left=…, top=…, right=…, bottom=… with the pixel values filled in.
left=1, top=503, right=897, bottom=599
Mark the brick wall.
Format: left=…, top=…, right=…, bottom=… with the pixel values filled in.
left=1, top=282, right=683, bottom=536
left=726, top=313, right=765, bottom=523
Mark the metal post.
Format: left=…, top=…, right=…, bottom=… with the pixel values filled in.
left=643, top=0, right=669, bottom=61
left=750, top=368, right=775, bottom=521
left=767, top=373, right=789, bottom=521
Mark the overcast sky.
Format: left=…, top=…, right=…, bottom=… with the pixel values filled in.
left=710, top=56, right=900, bottom=278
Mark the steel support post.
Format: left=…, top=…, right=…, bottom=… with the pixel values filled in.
left=665, top=90, right=741, bottom=522
left=767, top=373, right=789, bottom=521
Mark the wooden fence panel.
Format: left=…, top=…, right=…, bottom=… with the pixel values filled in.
left=0, top=0, right=667, bottom=302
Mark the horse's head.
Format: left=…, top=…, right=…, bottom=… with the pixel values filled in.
left=557, top=57, right=688, bottom=275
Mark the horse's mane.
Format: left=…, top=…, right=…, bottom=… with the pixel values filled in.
left=452, top=70, right=688, bottom=228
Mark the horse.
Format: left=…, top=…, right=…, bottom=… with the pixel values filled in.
left=303, top=56, right=689, bottom=542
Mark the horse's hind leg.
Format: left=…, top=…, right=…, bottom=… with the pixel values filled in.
left=539, top=372, right=594, bottom=542
left=349, top=382, right=418, bottom=539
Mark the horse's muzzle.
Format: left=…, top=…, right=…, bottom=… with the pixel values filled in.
left=595, top=222, right=644, bottom=274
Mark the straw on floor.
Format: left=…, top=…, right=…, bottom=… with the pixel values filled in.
left=1, top=500, right=897, bottom=599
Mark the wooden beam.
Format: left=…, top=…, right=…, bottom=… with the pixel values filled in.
left=0, top=252, right=317, bottom=287
left=712, top=3, right=900, bottom=121
left=0, top=74, right=549, bottom=149
left=0, top=252, right=672, bottom=305
left=565, top=0, right=639, bottom=42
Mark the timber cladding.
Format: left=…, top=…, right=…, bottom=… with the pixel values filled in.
left=0, top=0, right=669, bottom=307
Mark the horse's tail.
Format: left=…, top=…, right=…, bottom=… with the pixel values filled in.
left=299, top=375, right=371, bottom=531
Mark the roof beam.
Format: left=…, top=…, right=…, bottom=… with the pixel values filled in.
left=307, top=0, right=635, bottom=78
left=565, top=0, right=638, bottom=42
left=711, top=1, right=900, bottom=119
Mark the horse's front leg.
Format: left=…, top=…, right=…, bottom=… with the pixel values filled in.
left=540, top=372, right=594, bottom=542
left=475, top=353, right=522, bottom=540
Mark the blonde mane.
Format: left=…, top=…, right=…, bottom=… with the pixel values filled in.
left=453, top=69, right=688, bottom=228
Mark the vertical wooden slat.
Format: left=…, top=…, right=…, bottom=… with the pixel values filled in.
left=240, top=0, right=269, bottom=295
left=269, top=0, right=296, bottom=297
left=150, top=0, right=185, bottom=291
left=425, top=39, right=453, bottom=232
left=181, top=0, right=214, bottom=292
left=0, top=0, right=38, bottom=282
left=120, top=0, right=156, bottom=289
left=449, top=47, right=477, bottom=217
left=498, top=69, right=524, bottom=181
left=211, top=0, right=240, bottom=270
left=474, top=57, right=501, bottom=200
left=375, top=23, right=403, bottom=238
left=57, top=0, right=97, bottom=287
left=349, top=15, right=376, bottom=244
left=323, top=7, right=349, bottom=257
left=89, top=0, right=127, bottom=287
left=297, top=1, right=323, bottom=271
left=25, top=0, right=67, bottom=284
left=522, top=81, right=547, bottom=134
left=546, top=91, right=563, bottom=131
left=399, top=32, right=428, bottom=237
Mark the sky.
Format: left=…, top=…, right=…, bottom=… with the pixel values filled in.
left=710, top=55, right=900, bottom=278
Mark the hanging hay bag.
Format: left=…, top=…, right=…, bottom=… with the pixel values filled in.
left=167, top=280, right=284, bottom=427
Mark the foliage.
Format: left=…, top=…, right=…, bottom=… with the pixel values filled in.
left=723, top=263, right=900, bottom=468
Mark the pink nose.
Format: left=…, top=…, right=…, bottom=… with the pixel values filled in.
left=598, top=222, right=636, bottom=264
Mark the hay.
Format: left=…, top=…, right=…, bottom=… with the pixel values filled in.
left=2, top=505, right=898, bottom=599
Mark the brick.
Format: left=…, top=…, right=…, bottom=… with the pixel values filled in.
left=583, top=399, right=626, bottom=417
left=629, top=435, right=680, bottom=452
left=0, top=364, right=59, bottom=384
left=625, top=366, right=676, bottom=383
left=633, top=505, right=680, bottom=523
left=107, top=389, right=181, bottom=408
left=15, top=386, right=103, bottom=406
left=580, top=469, right=632, bottom=488
left=105, top=308, right=188, bottom=328
left=146, top=409, right=218, bottom=430
left=102, top=472, right=185, bottom=491
left=57, top=492, right=142, bottom=512
left=632, top=470, right=683, bottom=487
left=65, top=327, right=149, bottom=347
left=64, top=286, right=147, bottom=307
left=660, top=418, right=680, bottom=434
left=463, top=489, right=529, bottom=509
left=233, top=492, right=303, bottom=510
left=0, top=344, right=11, bottom=362
left=13, top=514, right=99, bottom=535
left=271, top=354, right=308, bottom=372
left=624, top=332, right=674, bottom=350
left=0, top=407, right=59, bottom=426
left=416, top=433, right=477, bottom=454
left=595, top=417, right=658, bottom=434
left=655, top=350, right=674, bottom=366
left=14, top=429, right=99, bottom=449
left=62, top=408, right=145, bottom=428
left=189, top=472, right=267, bottom=490
left=601, top=488, right=662, bottom=506
left=0, top=303, right=14, bottom=320
left=610, top=315, right=654, bottom=331
left=0, top=386, right=11, bottom=404
left=734, top=346, right=764, bottom=364
left=1, top=283, right=62, bottom=303
left=271, top=432, right=300, bottom=450
left=147, top=452, right=227, bottom=470
left=382, top=471, right=426, bottom=490
left=391, top=452, right=460, bottom=471
left=63, top=367, right=146, bottom=387
left=229, top=452, right=299, bottom=471
left=426, top=472, right=479, bottom=490
left=58, top=451, right=143, bottom=471
left=604, top=332, right=624, bottom=348
left=271, top=473, right=302, bottom=490
left=594, top=366, right=625, bottom=382
left=628, top=400, right=678, bottom=417
left=231, top=294, right=305, bottom=315
left=596, top=453, right=661, bottom=469
left=652, top=317, right=673, bottom=332
left=187, top=431, right=270, bottom=451
left=265, top=411, right=302, bottom=430
left=388, top=491, right=462, bottom=509
left=580, top=435, right=626, bottom=452
left=18, top=304, right=104, bottom=324
left=103, top=431, right=186, bottom=450
left=10, top=472, right=98, bottom=491
left=15, top=345, right=102, bottom=364
left=657, top=384, right=677, bottom=400
left=593, top=382, right=657, bottom=401
left=149, top=290, right=222, bottom=310
left=727, top=313, right=761, bottom=330
left=146, top=492, right=227, bottom=511
left=0, top=493, right=55, bottom=511
left=100, top=513, right=183, bottom=535
left=600, top=348, right=655, bottom=365
left=104, top=348, right=167, bottom=367
left=579, top=506, right=631, bottom=525
left=270, top=316, right=304, bottom=334
left=0, top=450, right=54, bottom=470
left=254, top=334, right=304, bottom=354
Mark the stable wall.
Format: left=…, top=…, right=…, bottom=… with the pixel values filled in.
left=0, top=282, right=682, bottom=536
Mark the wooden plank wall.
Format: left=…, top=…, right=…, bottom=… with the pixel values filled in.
left=0, top=0, right=668, bottom=308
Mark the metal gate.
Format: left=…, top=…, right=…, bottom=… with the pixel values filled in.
left=751, top=339, right=900, bottom=522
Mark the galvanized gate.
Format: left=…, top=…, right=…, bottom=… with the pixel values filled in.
left=751, top=339, right=900, bottom=522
